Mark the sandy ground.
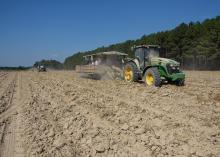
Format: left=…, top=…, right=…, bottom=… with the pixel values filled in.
left=0, top=70, right=220, bottom=157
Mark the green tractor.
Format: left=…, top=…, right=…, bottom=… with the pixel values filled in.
left=123, top=45, right=185, bottom=87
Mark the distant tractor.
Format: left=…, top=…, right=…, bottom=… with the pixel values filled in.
left=37, top=65, right=46, bottom=72
left=123, top=45, right=185, bottom=86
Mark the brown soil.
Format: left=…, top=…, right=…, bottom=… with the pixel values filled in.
left=0, top=71, right=220, bottom=157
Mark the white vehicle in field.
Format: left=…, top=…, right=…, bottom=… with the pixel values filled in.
left=37, top=65, right=46, bottom=72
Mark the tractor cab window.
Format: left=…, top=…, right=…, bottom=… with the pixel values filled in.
left=83, top=56, right=93, bottom=65
left=135, top=48, right=145, bottom=62
left=144, top=48, right=159, bottom=59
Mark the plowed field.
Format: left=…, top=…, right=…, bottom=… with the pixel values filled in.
left=0, top=71, right=220, bottom=157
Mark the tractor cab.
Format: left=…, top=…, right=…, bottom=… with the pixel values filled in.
left=133, top=45, right=160, bottom=69
left=37, top=65, right=46, bottom=72
left=124, top=44, right=185, bottom=86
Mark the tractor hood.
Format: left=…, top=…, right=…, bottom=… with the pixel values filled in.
left=150, top=57, right=180, bottom=66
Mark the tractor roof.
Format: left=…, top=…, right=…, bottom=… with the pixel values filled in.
left=83, top=51, right=127, bottom=58
left=96, top=51, right=128, bottom=56
left=132, top=45, right=160, bottom=50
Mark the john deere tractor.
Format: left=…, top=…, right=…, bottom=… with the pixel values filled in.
left=123, top=45, right=185, bottom=87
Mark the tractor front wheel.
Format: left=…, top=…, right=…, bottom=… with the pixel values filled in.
left=176, top=79, right=185, bottom=86
left=144, top=68, right=161, bottom=87
left=123, top=62, right=139, bottom=82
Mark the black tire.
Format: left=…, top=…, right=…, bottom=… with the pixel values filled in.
left=123, top=62, right=139, bottom=82
left=144, top=67, right=161, bottom=87
left=176, top=79, right=185, bottom=86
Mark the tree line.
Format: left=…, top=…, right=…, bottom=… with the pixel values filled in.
left=33, top=59, right=63, bottom=70
left=36, top=16, right=220, bottom=70
left=0, top=66, right=30, bottom=71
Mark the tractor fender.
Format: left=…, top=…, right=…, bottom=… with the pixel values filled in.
left=142, top=65, right=167, bottom=77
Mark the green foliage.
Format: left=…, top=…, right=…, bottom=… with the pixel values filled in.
left=63, top=52, right=85, bottom=69
left=64, top=16, right=220, bottom=70
left=34, top=59, right=63, bottom=70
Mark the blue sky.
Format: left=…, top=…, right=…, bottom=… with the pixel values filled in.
left=0, top=0, right=220, bottom=66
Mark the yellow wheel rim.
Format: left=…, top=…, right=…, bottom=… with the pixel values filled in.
left=124, top=67, right=133, bottom=82
left=146, top=73, right=154, bottom=85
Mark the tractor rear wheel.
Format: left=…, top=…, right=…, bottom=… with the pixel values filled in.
left=124, top=62, right=139, bottom=82
left=144, top=67, right=161, bottom=87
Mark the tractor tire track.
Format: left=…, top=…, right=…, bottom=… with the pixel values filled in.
left=0, top=73, right=17, bottom=115
left=0, top=72, right=28, bottom=157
